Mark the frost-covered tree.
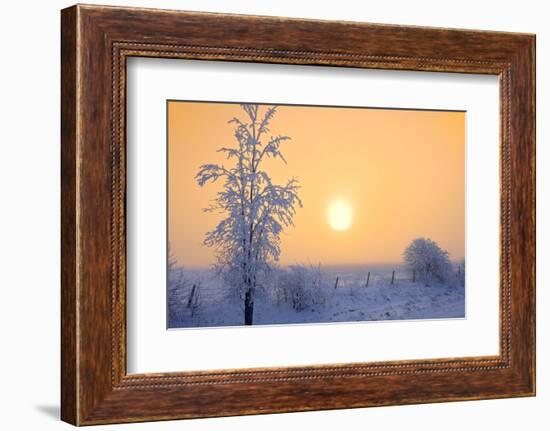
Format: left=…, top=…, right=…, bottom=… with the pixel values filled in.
left=196, top=104, right=301, bottom=325
left=403, top=238, right=453, bottom=285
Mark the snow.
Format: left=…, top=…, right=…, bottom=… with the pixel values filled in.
left=167, top=263, right=465, bottom=329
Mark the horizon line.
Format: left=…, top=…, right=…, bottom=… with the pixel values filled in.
left=173, top=259, right=466, bottom=271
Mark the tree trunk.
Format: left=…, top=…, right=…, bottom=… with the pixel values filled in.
left=244, top=287, right=254, bottom=325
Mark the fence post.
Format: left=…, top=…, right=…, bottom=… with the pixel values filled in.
left=365, top=272, right=370, bottom=287
left=391, top=270, right=395, bottom=285
left=187, top=284, right=197, bottom=308
left=334, top=276, right=339, bottom=289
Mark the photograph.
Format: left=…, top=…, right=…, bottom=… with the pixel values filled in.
left=167, top=101, right=466, bottom=328
left=52, top=3, right=537, bottom=426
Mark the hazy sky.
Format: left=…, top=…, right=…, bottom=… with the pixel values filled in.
left=168, top=101, right=465, bottom=267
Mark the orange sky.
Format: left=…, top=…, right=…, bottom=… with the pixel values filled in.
left=168, top=101, right=465, bottom=267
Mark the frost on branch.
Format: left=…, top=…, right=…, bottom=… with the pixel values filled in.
left=195, top=104, right=302, bottom=325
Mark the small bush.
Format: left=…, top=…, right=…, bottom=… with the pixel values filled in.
left=167, top=267, right=203, bottom=323
left=274, top=264, right=327, bottom=311
left=403, top=238, right=454, bottom=286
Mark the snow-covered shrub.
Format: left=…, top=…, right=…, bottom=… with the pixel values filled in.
left=274, top=264, right=326, bottom=311
left=403, top=238, right=454, bottom=286
left=167, top=266, right=190, bottom=325
left=167, top=266, right=205, bottom=324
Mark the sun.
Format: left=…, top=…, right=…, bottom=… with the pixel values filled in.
left=327, top=200, right=353, bottom=231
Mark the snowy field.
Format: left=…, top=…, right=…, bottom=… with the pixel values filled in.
left=167, top=263, right=465, bottom=329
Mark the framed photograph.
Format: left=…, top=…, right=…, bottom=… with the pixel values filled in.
left=61, top=4, right=535, bottom=425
